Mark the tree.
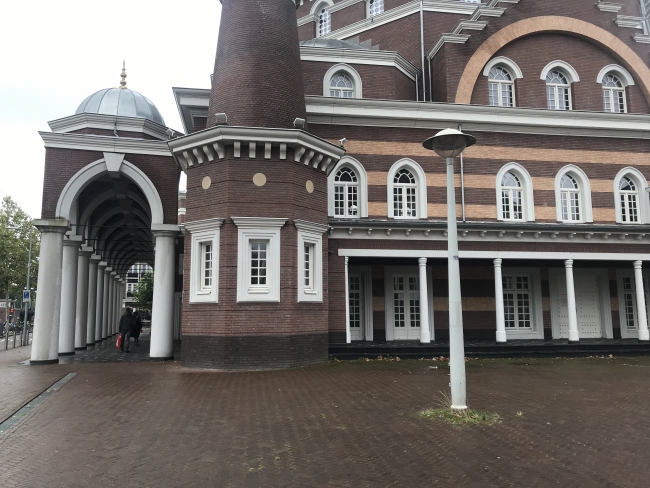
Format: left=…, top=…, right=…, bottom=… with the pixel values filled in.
left=132, top=272, right=154, bottom=311
left=0, top=197, right=39, bottom=307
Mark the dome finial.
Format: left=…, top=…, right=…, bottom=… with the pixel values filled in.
left=119, top=60, right=127, bottom=89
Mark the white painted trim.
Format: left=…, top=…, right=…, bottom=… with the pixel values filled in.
left=384, top=265, right=434, bottom=341
left=596, top=64, right=636, bottom=86
left=233, top=218, right=286, bottom=302
left=323, top=63, right=363, bottom=98
left=353, top=265, right=374, bottom=341
left=47, top=113, right=175, bottom=141
left=495, top=162, right=535, bottom=222
left=39, top=132, right=172, bottom=156
left=501, top=267, right=544, bottom=339
left=483, top=56, right=523, bottom=79
left=615, top=267, right=650, bottom=338
left=386, top=158, right=428, bottom=219
left=540, top=60, right=580, bottom=83
left=297, top=224, right=324, bottom=302
left=613, top=167, right=650, bottom=224
left=338, top=248, right=650, bottom=261
left=310, top=0, right=333, bottom=15
left=188, top=220, right=223, bottom=304
left=554, top=165, right=593, bottom=223
left=301, top=46, right=420, bottom=80
left=55, top=158, right=165, bottom=229
left=328, top=157, right=369, bottom=218
left=294, top=219, right=329, bottom=234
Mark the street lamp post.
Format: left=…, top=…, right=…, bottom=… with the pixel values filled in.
left=8, top=226, right=34, bottom=346
left=422, top=128, right=476, bottom=411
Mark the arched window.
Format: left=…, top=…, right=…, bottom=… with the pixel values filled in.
left=500, top=172, right=523, bottom=220
left=619, top=176, right=639, bottom=222
left=334, top=168, right=359, bottom=217
left=393, top=169, right=417, bottom=218
left=317, top=6, right=331, bottom=37
left=546, top=70, right=571, bottom=110
left=488, top=66, right=514, bottom=107
left=368, top=0, right=384, bottom=17
left=559, top=174, right=581, bottom=222
left=602, top=73, right=626, bottom=113
left=329, top=73, right=354, bottom=98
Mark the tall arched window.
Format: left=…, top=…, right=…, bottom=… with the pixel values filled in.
left=393, top=169, right=417, bottom=218
left=368, top=0, right=383, bottom=17
left=317, top=7, right=331, bottom=37
left=559, top=174, right=581, bottom=222
left=500, top=172, right=523, bottom=221
left=334, top=168, right=359, bottom=217
left=329, top=73, right=354, bottom=98
left=619, top=176, right=638, bottom=222
left=546, top=70, right=571, bottom=110
left=488, top=66, right=514, bottom=107
left=602, top=73, right=626, bottom=113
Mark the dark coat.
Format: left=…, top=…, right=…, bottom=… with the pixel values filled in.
left=119, top=312, right=137, bottom=333
left=132, top=316, right=143, bottom=339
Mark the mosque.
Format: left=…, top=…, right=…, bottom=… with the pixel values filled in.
left=31, top=0, right=650, bottom=368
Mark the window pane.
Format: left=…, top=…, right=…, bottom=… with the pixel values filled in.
left=250, top=242, right=267, bottom=285
left=393, top=277, right=405, bottom=327
left=349, top=276, right=361, bottom=329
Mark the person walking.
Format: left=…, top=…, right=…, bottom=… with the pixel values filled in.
left=132, top=311, right=143, bottom=344
left=118, top=307, right=137, bottom=353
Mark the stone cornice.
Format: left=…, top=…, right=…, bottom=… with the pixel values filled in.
left=184, top=218, right=225, bottom=233
left=172, top=86, right=211, bottom=135
left=167, top=126, right=346, bottom=173
left=48, top=113, right=175, bottom=141
left=232, top=217, right=288, bottom=229
left=294, top=219, right=329, bottom=234
left=300, top=46, right=420, bottom=80
left=39, top=132, right=173, bottom=157
left=596, top=1, right=622, bottom=12
left=305, top=96, right=650, bottom=139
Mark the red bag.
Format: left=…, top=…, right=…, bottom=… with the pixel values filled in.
left=116, top=334, right=123, bottom=349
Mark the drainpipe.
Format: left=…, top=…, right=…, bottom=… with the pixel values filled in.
left=428, top=55, right=433, bottom=102
left=415, top=73, right=419, bottom=101
left=419, top=0, right=426, bottom=101
left=458, top=123, right=466, bottom=222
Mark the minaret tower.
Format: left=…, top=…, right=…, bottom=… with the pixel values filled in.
left=169, top=0, right=345, bottom=369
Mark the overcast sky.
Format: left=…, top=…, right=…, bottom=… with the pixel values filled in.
left=0, top=0, right=222, bottom=218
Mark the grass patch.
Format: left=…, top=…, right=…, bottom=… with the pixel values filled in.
left=419, top=407, right=501, bottom=426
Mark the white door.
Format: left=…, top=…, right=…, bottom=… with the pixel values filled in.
left=554, top=272, right=602, bottom=339
left=349, top=274, right=364, bottom=341
left=392, top=275, right=421, bottom=340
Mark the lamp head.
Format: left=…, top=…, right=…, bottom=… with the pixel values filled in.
left=422, top=128, right=476, bottom=159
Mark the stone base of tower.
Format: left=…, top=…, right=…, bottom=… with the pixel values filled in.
left=182, top=333, right=328, bottom=370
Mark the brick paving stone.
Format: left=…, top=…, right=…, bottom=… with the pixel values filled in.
left=0, top=341, right=648, bottom=487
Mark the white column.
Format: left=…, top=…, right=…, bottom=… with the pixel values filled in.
left=107, top=271, right=115, bottom=338
left=94, top=261, right=106, bottom=343
left=117, top=278, right=124, bottom=331
left=111, top=273, right=119, bottom=335
left=419, top=257, right=431, bottom=344
left=633, top=261, right=650, bottom=341
left=86, top=254, right=100, bottom=346
left=565, top=259, right=579, bottom=343
left=344, top=256, right=351, bottom=343
left=150, top=230, right=178, bottom=359
left=494, top=258, right=507, bottom=343
left=74, top=246, right=93, bottom=350
left=59, top=236, right=82, bottom=355
left=102, top=267, right=112, bottom=339
left=31, top=220, right=68, bottom=363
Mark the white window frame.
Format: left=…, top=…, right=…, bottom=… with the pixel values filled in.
left=348, top=265, right=374, bottom=341
left=541, top=61, right=580, bottom=111
left=323, top=63, right=362, bottom=98
left=554, top=165, right=593, bottom=223
left=316, top=3, right=331, bottom=37
left=186, top=218, right=224, bottom=304
left=495, top=163, right=535, bottom=222
left=386, top=158, right=427, bottom=220
left=501, top=268, right=544, bottom=340
left=199, top=243, right=214, bottom=292
left=597, top=64, right=635, bottom=114
left=613, top=167, right=649, bottom=224
left=602, top=73, right=627, bottom=113
left=295, top=220, right=328, bottom=302
left=328, top=157, right=368, bottom=218
left=367, top=0, right=384, bottom=17
left=233, top=217, right=287, bottom=302
left=616, top=268, right=650, bottom=338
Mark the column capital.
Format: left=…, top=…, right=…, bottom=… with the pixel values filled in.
left=90, top=254, right=102, bottom=264
left=564, top=259, right=574, bottom=267
left=493, top=258, right=502, bottom=267
left=634, top=260, right=643, bottom=269
left=345, top=256, right=349, bottom=265
left=79, top=246, right=94, bottom=257
left=34, top=218, right=69, bottom=234
left=98, top=261, right=108, bottom=269
left=418, top=257, right=427, bottom=266
left=63, top=234, right=83, bottom=248
left=151, top=224, right=180, bottom=239
left=104, top=266, right=113, bottom=273
left=110, top=271, right=117, bottom=277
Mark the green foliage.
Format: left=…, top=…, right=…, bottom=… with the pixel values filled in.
left=132, top=272, right=154, bottom=311
left=418, top=407, right=501, bottom=426
left=0, top=196, right=39, bottom=303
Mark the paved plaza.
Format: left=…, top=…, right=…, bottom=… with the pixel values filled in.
left=0, top=337, right=649, bottom=487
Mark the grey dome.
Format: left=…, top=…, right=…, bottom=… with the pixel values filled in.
left=76, top=88, right=165, bottom=126
left=300, top=38, right=369, bottom=50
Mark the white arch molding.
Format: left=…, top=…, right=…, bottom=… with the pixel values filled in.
left=482, top=56, right=524, bottom=79
left=540, top=60, right=581, bottom=83
left=597, top=64, right=636, bottom=86
left=613, top=167, right=650, bottom=224
left=56, top=156, right=165, bottom=231
left=323, top=63, right=363, bottom=98
left=554, top=164, right=593, bottom=223
left=328, top=156, right=369, bottom=218
left=310, top=0, right=333, bottom=15
left=386, top=158, right=428, bottom=219
left=495, top=162, right=535, bottom=222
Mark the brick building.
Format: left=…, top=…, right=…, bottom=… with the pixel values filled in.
left=31, top=0, right=650, bottom=368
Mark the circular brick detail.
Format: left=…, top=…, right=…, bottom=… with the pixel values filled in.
left=202, top=176, right=211, bottom=190
left=306, top=180, right=314, bottom=193
left=253, top=173, right=267, bottom=186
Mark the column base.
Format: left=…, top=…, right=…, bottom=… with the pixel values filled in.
left=149, top=356, right=174, bottom=361
left=86, top=343, right=95, bottom=347
left=29, top=358, right=59, bottom=365
left=95, top=340, right=102, bottom=343
left=58, top=351, right=75, bottom=356
left=74, top=346, right=87, bottom=351
left=495, top=330, right=507, bottom=343
left=568, top=340, right=580, bottom=344
left=638, top=339, right=650, bottom=343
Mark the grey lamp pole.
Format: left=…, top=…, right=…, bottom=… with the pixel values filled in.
left=8, top=226, right=33, bottom=346
left=422, top=128, right=476, bottom=411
